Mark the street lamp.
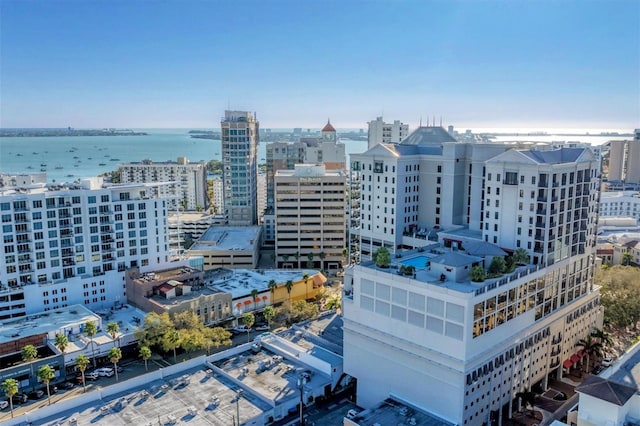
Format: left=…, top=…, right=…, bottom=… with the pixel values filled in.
left=297, top=375, right=307, bottom=426
left=236, top=389, right=243, bottom=426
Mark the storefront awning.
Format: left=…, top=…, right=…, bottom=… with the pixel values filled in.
left=563, top=359, right=573, bottom=369
left=577, top=350, right=585, bottom=358
left=570, top=354, right=580, bottom=364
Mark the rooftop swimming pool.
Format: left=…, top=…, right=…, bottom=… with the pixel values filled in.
left=399, top=255, right=433, bottom=269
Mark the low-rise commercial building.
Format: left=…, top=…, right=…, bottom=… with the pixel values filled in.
left=187, top=226, right=262, bottom=270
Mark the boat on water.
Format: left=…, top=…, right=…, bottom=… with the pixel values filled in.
left=32, top=152, right=38, bottom=155
left=109, top=158, right=121, bottom=161
left=40, top=163, right=47, bottom=167
left=66, top=174, right=74, bottom=177
left=99, top=163, right=106, bottom=166
left=27, top=166, right=33, bottom=169
left=55, top=165, right=63, bottom=170
left=40, top=168, right=46, bottom=172
left=16, top=153, right=23, bottom=156
left=73, top=156, right=79, bottom=159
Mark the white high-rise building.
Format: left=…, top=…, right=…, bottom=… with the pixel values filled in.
left=221, top=110, right=259, bottom=226
left=599, top=191, right=640, bottom=220
left=367, top=116, right=410, bottom=149
left=257, top=172, right=267, bottom=225
left=344, top=131, right=603, bottom=425
left=274, top=164, right=346, bottom=271
left=0, top=178, right=170, bottom=318
left=119, top=157, right=208, bottom=211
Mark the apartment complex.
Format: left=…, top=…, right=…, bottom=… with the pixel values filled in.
left=221, top=110, right=259, bottom=226
left=367, top=116, right=410, bottom=149
left=119, top=157, right=208, bottom=211
left=599, top=190, right=640, bottom=220
left=274, top=164, right=346, bottom=271
left=0, top=178, right=170, bottom=318
left=607, top=132, right=640, bottom=187
left=343, top=130, right=603, bottom=425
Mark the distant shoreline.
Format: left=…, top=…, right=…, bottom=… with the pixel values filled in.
left=0, top=129, right=148, bottom=137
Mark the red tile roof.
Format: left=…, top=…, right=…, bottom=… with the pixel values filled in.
left=322, top=120, right=336, bottom=132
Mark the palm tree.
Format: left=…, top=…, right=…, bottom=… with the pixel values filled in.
left=591, top=327, right=613, bottom=346
left=263, top=306, right=275, bottom=328
left=268, top=279, right=278, bottom=302
left=302, top=273, right=310, bottom=300
left=21, top=344, right=38, bottom=391
left=84, top=321, right=98, bottom=368
left=139, top=346, right=152, bottom=371
left=576, top=335, right=603, bottom=372
left=306, top=252, right=314, bottom=268
left=75, top=354, right=90, bottom=393
left=513, top=248, right=530, bottom=265
left=163, top=329, right=180, bottom=363
left=251, top=288, right=259, bottom=309
left=37, top=364, right=55, bottom=406
left=622, top=251, right=633, bottom=266
left=107, top=321, right=120, bottom=347
left=318, top=251, right=326, bottom=270
left=243, top=313, right=255, bottom=343
left=285, top=280, right=294, bottom=323
left=515, top=390, right=537, bottom=421
left=54, top=333, right=69, bottom=354
left=2, top=378, right=18, bottom=418
left=108, top=347, right=122, bottom=381
left=294, top=251, right=300, bottom=268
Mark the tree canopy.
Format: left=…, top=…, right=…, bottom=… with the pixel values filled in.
left=597, top=265, right=640, bottom=330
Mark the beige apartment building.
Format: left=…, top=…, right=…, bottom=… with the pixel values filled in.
left=274, top=164, right=346, bottom=271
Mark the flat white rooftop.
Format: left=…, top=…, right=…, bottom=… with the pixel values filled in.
left=207, top=268, right=322, bottom=299
left=190, top=226, right=261, bottom=251
left=0, top=304, right=99, bottom=345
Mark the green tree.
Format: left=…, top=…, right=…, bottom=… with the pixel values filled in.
left=263, top=305, right=276, bottom=328
left=135, top=312, right=174, bottom=349
left=325, top=294, right=342, bottom=312
left=21, top=344, right=38, bottom=391
left=210, top=327, right=232, bottom=351
left=576, top=335, right=603, bottom=372
left=622, top=251, right=633, bottom=266
left=107, top=321, right=120, bottom=347
left=139, top=346, right=152, bottom=371
left=37, top=364, right=55, bottom=406
left=319, top=251, right=326, bottom=270
left=83, top=321, right=98, bottom=368
left=597, top=265, right=640, bottom=330
left=172, top=311, right=201, bottom=330
left=163, top=329, right=181, bottom=363
left=470, top=265, right=486, bottom=282
left=54, top=333, right=69, bottom=354
left=108, top=347, right=122, bottom=381
left=290, top=300, right=320, bottom=323
left=302, top=273, right=310, bottom=300
left=488, top=256, right=506, bottom=275
left=513, top=248, right=530, bottom=265
left=243, top=313, right=255, bottom=343
left=75, top=354, right=90, bottom=392
left=2, top=378, right=18, bottom=418
left=374, top=247, right=391, bottom=268
left=306, top=252, right=314, bottom=269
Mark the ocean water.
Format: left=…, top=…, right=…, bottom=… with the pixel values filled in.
left=0, top=130, right=369, bottom=183
left=0, top=129, right=624, bottom=184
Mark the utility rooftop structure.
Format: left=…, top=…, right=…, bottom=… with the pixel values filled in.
left=188, top=225, right=262, bottom=270
left=345, top=131, right=603, bottom=425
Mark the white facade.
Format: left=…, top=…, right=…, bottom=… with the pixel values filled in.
left=343, top=144, right=603, bottom=425
left=599, top=191, right=640, bottom=220
left=257, top=172, right=267, bottom=224
left=367, top=116, right=410, bottom=149
left=0, top=179, right=169, bottom=318
left=211, top=176, right=224, bottom=214
left=221, top=110, right=259, bottom=226
left=608, top=139, right=640, bottom=184
left=119, top=157, right=208, bottom=211
left=274, top=164, right=346, bottom=271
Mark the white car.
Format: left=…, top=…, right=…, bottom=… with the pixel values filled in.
left=95, top=367, right=115, bottom=377
left=0, top=400, right=9, bottom=410
left=232, top=325, right=252, bottom=334
left=346, top=409, right=359, bottom=419
left=602, top=357, right=614, bottom=367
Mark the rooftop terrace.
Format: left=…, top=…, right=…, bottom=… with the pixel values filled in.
left=207, top=268, right=323, bottom=299
left=353, top=397, right=455, bottom=426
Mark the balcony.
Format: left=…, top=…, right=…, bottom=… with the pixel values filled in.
left=18, top=257, right=32, bottom=264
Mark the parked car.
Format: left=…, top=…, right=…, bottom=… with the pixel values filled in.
left=592, top=365, right=605, bottom=375
left=0, top=400, right=9, bottom=410
left=77, top=371, right=99, bottom=383
left=602, top=357, right=614, bottom=367
left=28, top=390, right=44, bottom=400
left=254, top=324, right=270, bottom=331
left=49, top=385, right=58, bottom=395
left=61, top=381, right=75, bottom=390
left=232, top=325, right=252, bottom=334
left=11, top=393, right=28, bottom=405
left=95, top=367, right=114, bottom=377
left=117, top=366, right=124, bottom=373
left=553, top=391, right=568, bottom=401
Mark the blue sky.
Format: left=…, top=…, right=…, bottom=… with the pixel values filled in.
left=1, top=0, right=638, bottom=130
